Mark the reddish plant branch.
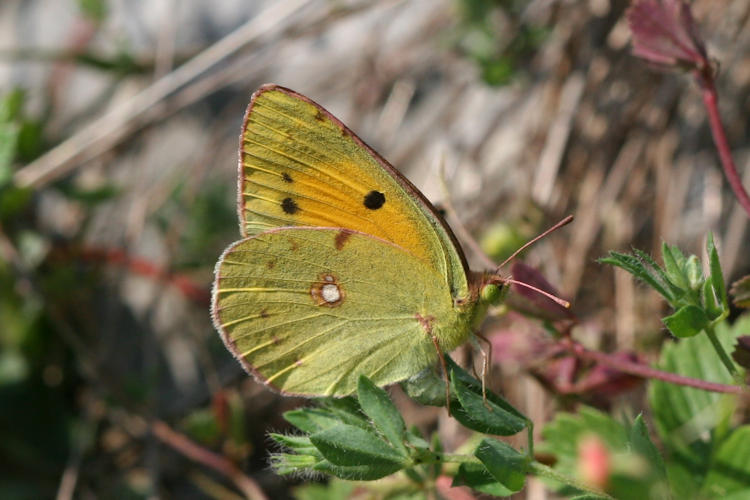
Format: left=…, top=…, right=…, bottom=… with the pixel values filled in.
left=69, top=246, right=211, bottom=305
left=151, top=419, right=268, bottom=500
left=700, top=78, right=750, bottom=217
left=563, top=339, right=744, bottom=395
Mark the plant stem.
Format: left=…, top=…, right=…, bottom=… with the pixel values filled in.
left=700, top=78, right=750, bottom=217
left=439, top=453, right=481, bottom=464
left=528, top=461, right=614, bottom=499
left=526, top=420, right=535, bottom=458
left=564, top=339, right=744, bottom=394
left=151, top=419, right=268, bottom=500
left=704, top=324, right=739, bottom=378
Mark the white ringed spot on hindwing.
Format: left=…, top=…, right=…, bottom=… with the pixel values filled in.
left=310, top=273, right=344, bottom=307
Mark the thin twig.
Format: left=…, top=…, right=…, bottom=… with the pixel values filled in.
left=14, top=0, right=315, bottom=188
left=564, top=339, right=745, bottom=395
left=151, top=420, right=268, bottom=500
left=700, top=78, right=750, bottom=217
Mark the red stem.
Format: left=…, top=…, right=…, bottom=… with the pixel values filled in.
left=151, top=419, right=268, bottom=500
left=564, top=339, right=744, bottom=395
left=75, top=246, right=211, bottom=305
left=700, top=78, right=750, bottom=217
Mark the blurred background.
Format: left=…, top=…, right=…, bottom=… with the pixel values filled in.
left=1, top=0, right=749, bottom=498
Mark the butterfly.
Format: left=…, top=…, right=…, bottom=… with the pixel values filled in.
left=211, top=84, right=506, bottom=398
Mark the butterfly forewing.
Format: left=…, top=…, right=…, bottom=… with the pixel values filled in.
left=212, top=227, right=473, bottom=396
left=238, top=85, right=470, bottom=299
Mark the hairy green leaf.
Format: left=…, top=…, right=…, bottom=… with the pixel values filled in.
left=453, top=462, right=514, bottom=496
left=707, top=234, right=728, bottom=310
left=474, top=438, right=528, bottom=492
left=451, top=372, right=527, bottom=436
left=310, top=423, right=406, bottom=467
left=357, top=376, right=407, bottom=456
left=701, top=426, right=750, bottom=497
left=662, top=305, right=709, bottom=338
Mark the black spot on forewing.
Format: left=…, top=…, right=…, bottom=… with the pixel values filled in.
left=281, top=197, right=299, bottom=214
left=282, top=172, right=293, bottom=183
left=364, top=190, right=385, bottom=210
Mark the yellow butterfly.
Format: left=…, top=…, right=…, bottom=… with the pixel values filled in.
left=212, top=84, right=503, bottom=397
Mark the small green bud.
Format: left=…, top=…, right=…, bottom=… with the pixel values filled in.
left=686, top=255, right=703, bottom=291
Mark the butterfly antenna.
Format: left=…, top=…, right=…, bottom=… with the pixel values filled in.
left=496, top=215, right=574, bottom=271
left=501, top=278, right=571, bottom=308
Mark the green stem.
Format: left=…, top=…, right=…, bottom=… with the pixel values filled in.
left=527, top=420, right=535, bottom=458
left=705, top=325, right=739, bottom=379
left=439, top=453, right=480, bottom=464
left=528, top=461, right=614, bottom=499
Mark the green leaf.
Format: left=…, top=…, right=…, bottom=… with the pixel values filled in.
left=665, top=462, right=701, bottom=500
left=450, top=371, right=527, bottom=436
left=637, top=248, right=686, bottom=300
left=541, top=408, right=674, bottom=500
left=648, top=315, right=747, bottom=463
left=540, top=406, right=628, bottom=481
left=401, top=366, right=447, bottom=406
left=474, top=438, right=529, bottom=492
left=600, top=250, right=673, bottom=301
left=0, top=123, right=18, bottom=185
left=313, top=460, right=402, bottom=481
left=318, top=397, right=371, bottom=429
left=627, top=415, right=671, bottom=499
left=0, top=186, right=32, bottom=220
left=283, top=408, right=346, bottom=434
left=447, top=356, right=527, bottom=420
left=294, top=478, right=356, bottom=500
left=405, top=426, right=430, bottom=451
left=685, top=255, right=703, bottom=291
left=707, top=233, right=728, bottom=310
left=269, top=433, right=320, bottom=456
left=629, top=415, right=666, bottom=482
left=661, top=243, right=689, bottom=294
left=701, top=426, right=750, bottom=497
left=723, top=491, right=750, bottom=500
left=271, top=452, right=320, bottom=475
left=452, top=462, right=514, bottom=497
left=704, top=278, right=723, bottom=320
left=310, top=423, right=406, bottom=467
left=78, top=0, right=107, bottom=22
left=357, top=375, right=407, bottom=455
left=662, top=305, right=709, bottom=338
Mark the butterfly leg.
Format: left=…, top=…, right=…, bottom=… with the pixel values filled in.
left=417, top=313, right=452, bottom=415
left=474, top=331, right=493, bottom=409
left=426, top=331, right=452, bottom=416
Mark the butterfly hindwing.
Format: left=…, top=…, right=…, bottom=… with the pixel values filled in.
left=238, top=85, right=470, bottom=299
left=212, top=227, right=472, bottom=396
